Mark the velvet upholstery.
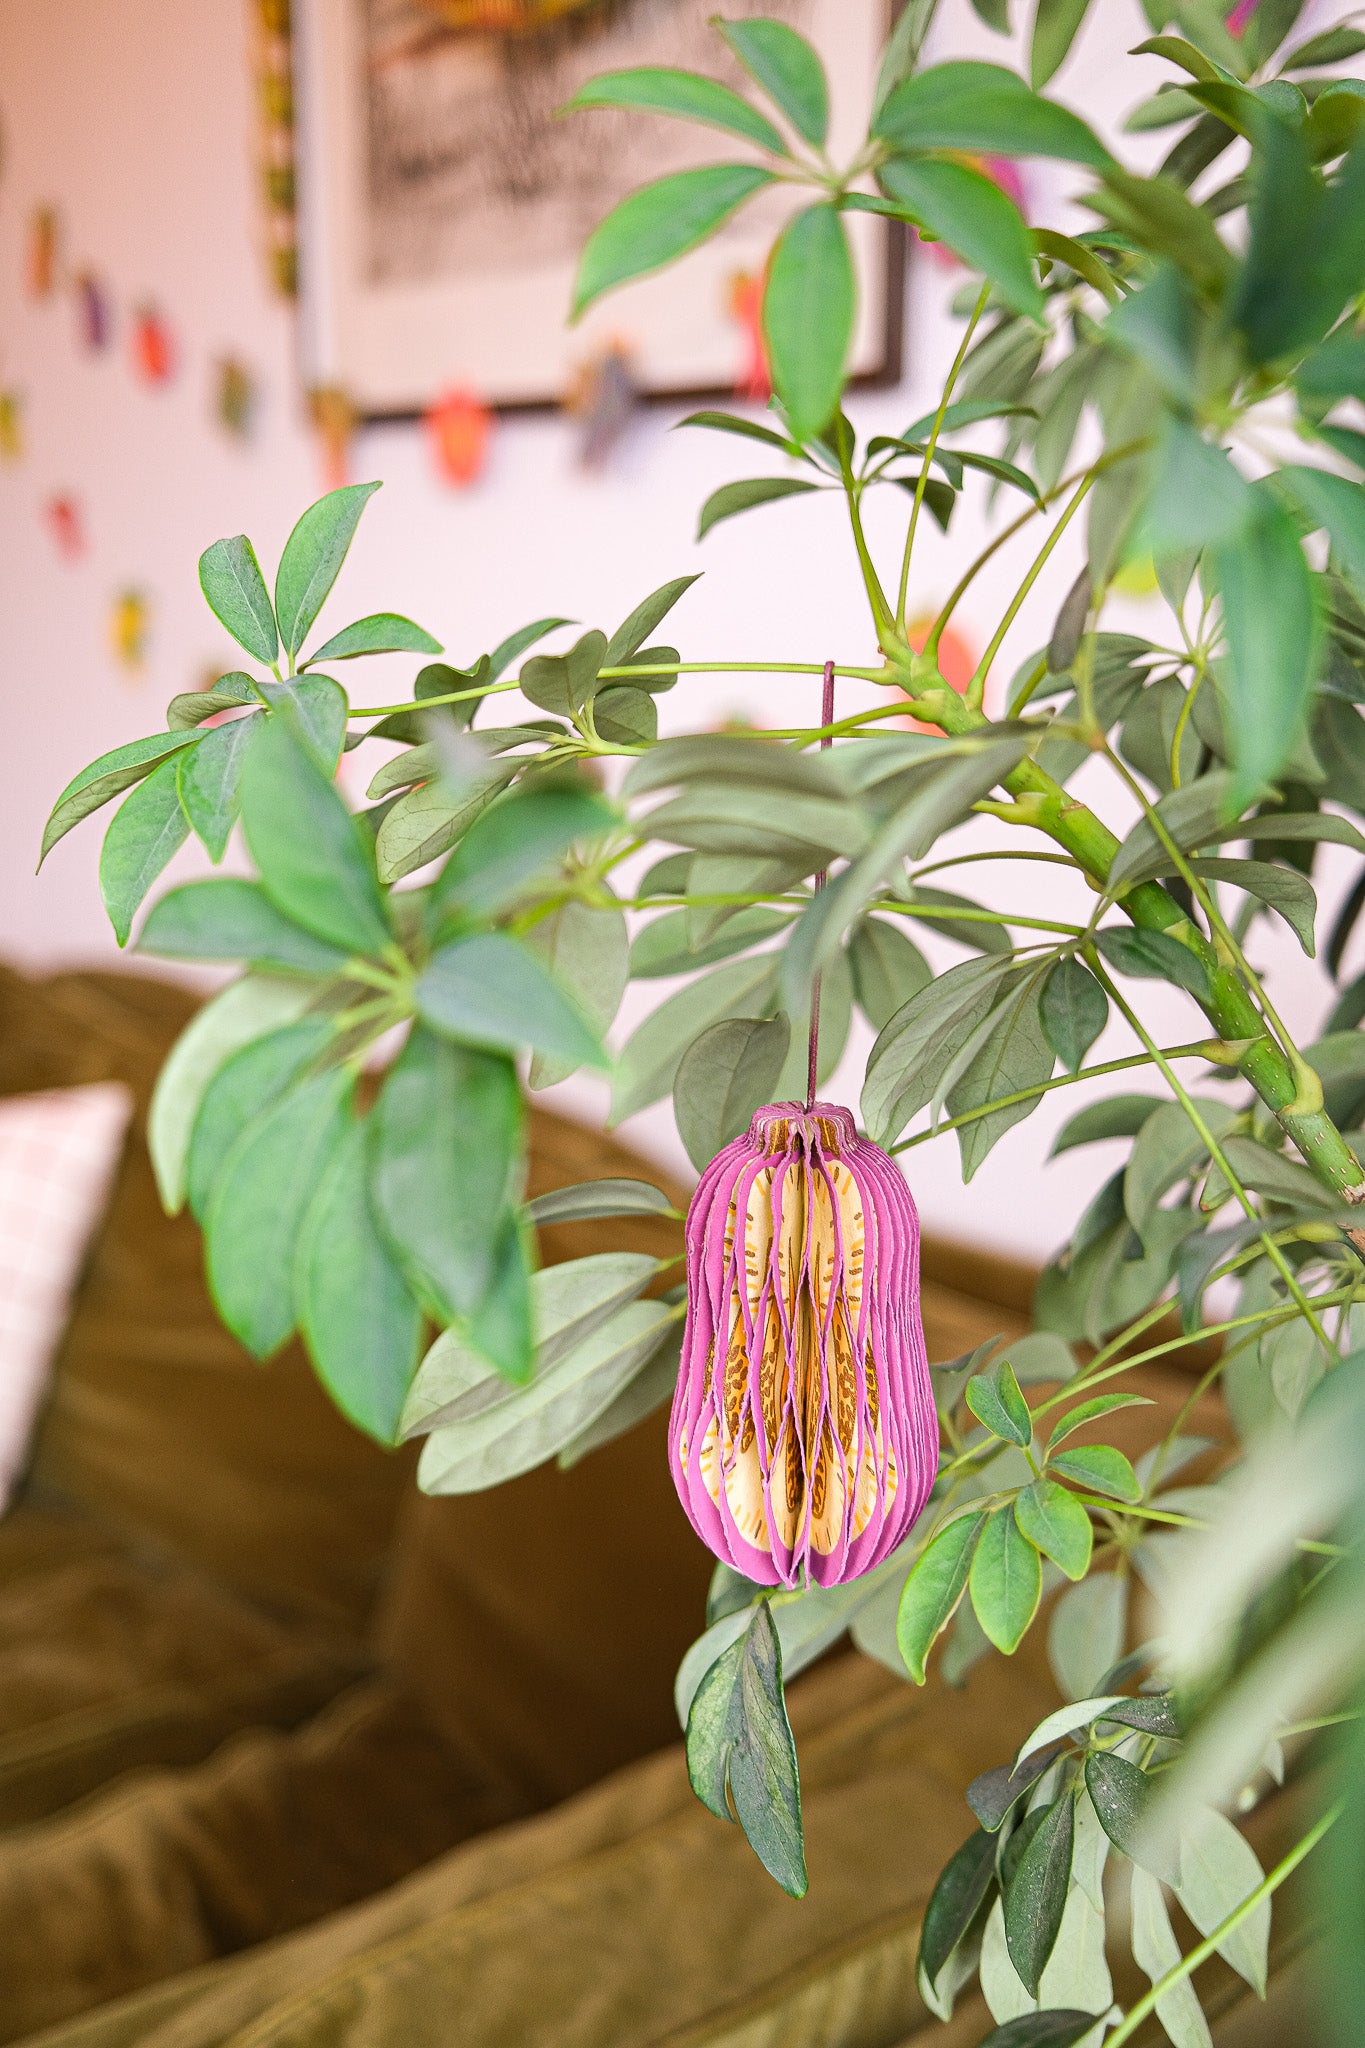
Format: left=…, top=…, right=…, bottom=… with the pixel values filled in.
left=0, top=964, right=1307, bottom=2048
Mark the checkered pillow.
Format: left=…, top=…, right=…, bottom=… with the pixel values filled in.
left=0, top=1083, right=132, bottom=1510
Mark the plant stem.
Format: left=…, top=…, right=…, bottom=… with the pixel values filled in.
left=1089, top=954, right=1333, bottom=1347
left=837, top=419, right=896, bottom=640
left=807, top=660, right=836, bottom=1108
left=1102, top=1800, right=1342, bottom=2048
left=905, top=684, right=1365, bottom=1241
left=346, top=661, right=886, bottom=719
left=895, top=282, right=989, bottom=630
left=964, top=472, right=1095, bottom=711
left=891, top=1043, right=1214, bottom=1154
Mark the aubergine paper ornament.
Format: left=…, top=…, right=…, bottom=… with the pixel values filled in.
left=668, top=665, right=937, bottom=1588
left=74, top=271, right=111, bottom=352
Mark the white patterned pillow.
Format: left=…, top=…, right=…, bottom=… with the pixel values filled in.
left=0, top=1083, right=132, bottom=1510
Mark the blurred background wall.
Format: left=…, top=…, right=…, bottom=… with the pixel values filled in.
left=0, top=0, right=1353, bottom=1261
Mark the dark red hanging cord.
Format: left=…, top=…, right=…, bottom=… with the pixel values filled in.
left=806, top=660, right=836, bottom=1110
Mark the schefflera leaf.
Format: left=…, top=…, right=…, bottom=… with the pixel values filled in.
left=686, top=1600, right=807, bottom=1898
left=295, top=1111, right=425, bottom=1445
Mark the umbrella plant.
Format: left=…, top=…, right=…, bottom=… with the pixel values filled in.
left=40, top=2, right=1365, bottom=2039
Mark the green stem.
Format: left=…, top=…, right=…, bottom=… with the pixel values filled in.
left=1103, top=1801, right=1342, bottom=2048
left=1032, top=1285, right=1360, bottom=1415
left=836, top=419, right=896, bottom=641
left=891, top=1043, right=1215, bottom=1154
left=346, top=661, right=886, bottom=719
left=1088, top=953, right=1332, bottom=1348
left=895, top=282, right=989, bottom=631
left=963, top=472, right=1095, bottom=711
left=908, top=686, right=1365, bottom=1243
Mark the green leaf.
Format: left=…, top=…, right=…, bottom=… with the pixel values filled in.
left=673, top=1013, right=790, bottom=1171
left=294, top=1112, right=423, bottom=1443
left=1174, top=1807, right=1269, bottom=1996
left=697, top=475, right=820, bottom=539
left=370, top=1024, right=523, bottom=1325
left=572, top=164, right=774, bottom=318
left=1040, top=959, right=1107, bottom=1074
left=187, top=1017, right=336, bottom=1223
left=1031, top=0, right=1093, bottom=86
left=489, top=616, right=572, bottom=681
left=241, top=708, right=391, bottom=956
left=1050, top=1093, right=1160, bottom=1155
left=677, top=410, right=804, bottom=458
left=1004, top=1792, right=1075, bottom=1996
left=416, top=932, right=605, bottom=1069
left=879, top=157, right=1043, bottom=320
left=556, top=1317, right=683, bottom=1468
left=204, top=1065, right=352, bottom=1357
left=138, top=877, right=352, bottom=975
left=198, top=533, right=278, bottom=665
left=716, top=17, right=828, bottom=146
left=897, top=1510, right=987, bottom=1683
left=977, top=2017, right=1104, bottom=2048
left=99, top=756, right=191, bottom=946
left=42, top=729, right=200, bottom=866
left=1048, top=1575, right=1128, bottom=1705
left=1276, top=463, right=1365, bottom=602
left=848, top=917, right=931, bottom=1031
left=375, top=770, right=514, bottom=885
left=404, top=1251, right=659, bottom=1433
left=1297, top=326, right=1365, bottom=404
left=685, top=1601, right=807, bottom=1898
left=177, top=712, right=259, bottom=862
left=630, top=903, right=788, bottom=979
left=1210, top=487, right=1321, bottom=807
left=460, top=1212, right=535, bottom=1387
left=1125, top=1096, right=1236, bottom=1249
left=1285, top=26, right=1365, bottom=67
left=1045, top=1394, right=1153, bottom=1453
left=1055, top=1441, right=1146, bottom=1507
left=612, top=953, right=779, bottom=1122
left=526, top=897, right=629, bottom=1091
left=970, top=1508, right=1043, bottom=1653
left=1015, top=1479, right=1093, bottom=1581
left=948, top=980, right=1056, bottom=1180
left=520, top=628, right=607, bottom=716
left=166, top=672, right=260, bottom=729
left=918, top=1827, right=998, bottom=2003
left=874, top=61, right=1112, bottom=168
left=435, top=785, right=614, bottom=922
left=303, top=612, right=441, bottom=664
left=604, top=574, right=700, bottom=667
left=968, top=1743, right=1069, bottom=1835
left=1185, top=857, right=1318, bottom=956
left=148, top=974, right=315, bottom=1214
left=593, top=685, right=657, bottom=745
left=416, top=1294, right=675, bottom=1486
left=564, top=67, right=786, bottom=154
left=1085, top=1753, right=1176, bottom=1881
left=274, top=482, right=382, bottom=659
left=1130, top=1865, right=1214, bottom=2048
left=967, top=1356, right=1033, bottom=1447
left=1094, top=924, right=1210, bottom=1001
left=762, top=204, right=854, bottom=444
left=526, top=1178, right=674, bottom=1227
left=861, top=955, right=1020, bottom=1146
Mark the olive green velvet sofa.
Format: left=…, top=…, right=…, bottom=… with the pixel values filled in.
left=0, top=965, right=1311, bottom=2048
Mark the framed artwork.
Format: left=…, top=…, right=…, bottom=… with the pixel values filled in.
left=293, top=0, right=904, bottom=417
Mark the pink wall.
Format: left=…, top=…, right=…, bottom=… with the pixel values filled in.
left=0, top=0, right=1351, bottom=1261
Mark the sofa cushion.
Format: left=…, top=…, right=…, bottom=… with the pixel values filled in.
left=0, top=1501, right=361, bottom=1831
left=0, top=1677, right=522, bottom=2045
left=0, top=968, right=417, bottom=1634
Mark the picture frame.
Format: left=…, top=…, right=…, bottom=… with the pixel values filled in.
left=293, top=0, right=905, bottom=418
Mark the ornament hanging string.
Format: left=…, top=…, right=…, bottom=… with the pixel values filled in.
left=806, top=658, right=835, bottom=1110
